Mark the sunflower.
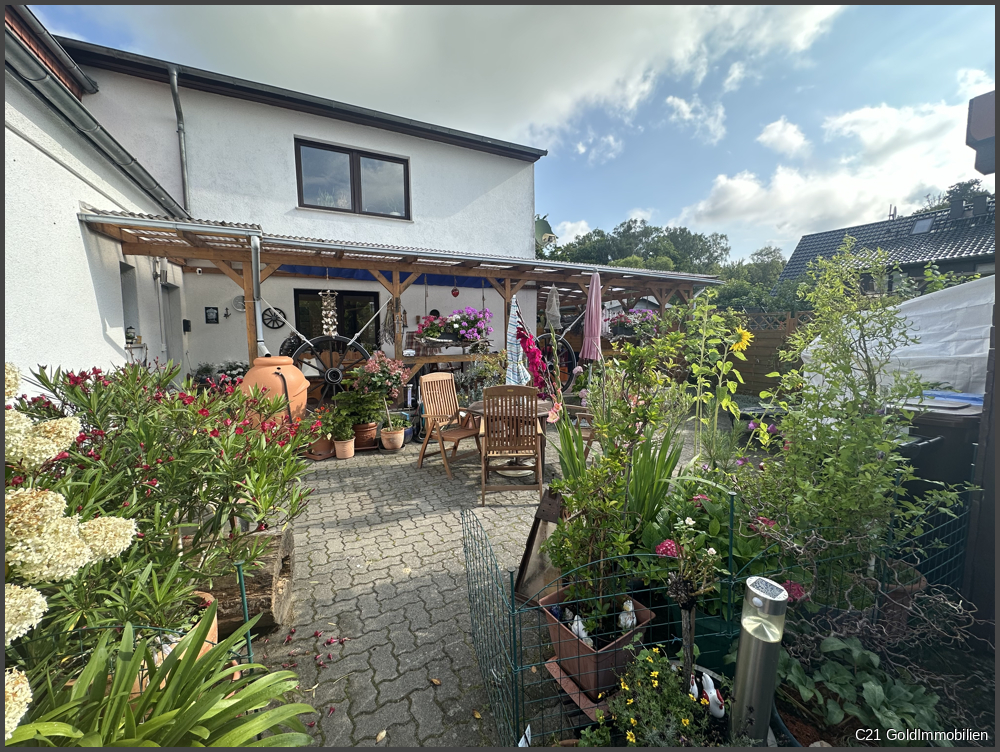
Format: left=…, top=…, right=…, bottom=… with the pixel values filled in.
left=731, top=327, right=753, bottom=352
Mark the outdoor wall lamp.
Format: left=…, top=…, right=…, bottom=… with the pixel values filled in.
left=731, top=576, right=789, bottom=741
left=125, top=326, right=137, bottom=345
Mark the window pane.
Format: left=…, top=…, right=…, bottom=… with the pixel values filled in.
left=340, top=294, right=379, bottom=352
left=295, top=292, right=323, bottom=339
left=299, top=146, right=352, bottom=209
left=360, top=157, right=406, bottom=216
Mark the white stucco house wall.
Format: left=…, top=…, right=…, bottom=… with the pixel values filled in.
left=5, top=7, right=546, bottom=382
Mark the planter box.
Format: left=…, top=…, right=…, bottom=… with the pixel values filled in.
left=208, top=527, right=295, bottom=638
left=538, top=589, right=653, bottom=702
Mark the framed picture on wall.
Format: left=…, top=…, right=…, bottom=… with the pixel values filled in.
left=205, top=306, right=220, bottom=324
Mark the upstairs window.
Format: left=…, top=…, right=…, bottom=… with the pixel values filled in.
left=295, top=139, right=410, bottom=219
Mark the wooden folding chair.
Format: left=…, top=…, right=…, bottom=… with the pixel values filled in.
left=480, top=385, right=543, bottom=505
left=416, top=372, right=481, bottom=480
left=571, top=410, right=598, bottom=459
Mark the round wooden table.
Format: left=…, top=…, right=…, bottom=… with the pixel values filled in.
left=466, top=399, right=554, bottom=478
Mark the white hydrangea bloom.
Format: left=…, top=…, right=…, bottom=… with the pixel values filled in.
left=4, top=411, right=33, bottom=457
left=4, top=584, right=47, bottom=646
left=79, top=517, right=136, bottom=562
left=31, top=417, right=81, bottom=451
left=5, top=668, right=31, bottom=741
left=7, top=516, right=94, bottom=584
left=5, top=488, right=67, bottom=540
left=4, top=363, right=20, bottom=402
left=5, top=435, right=62, bottom=470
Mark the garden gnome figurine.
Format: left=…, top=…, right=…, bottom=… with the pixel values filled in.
left=618, top=599, right=637, bottom=631
left=701, top=673, right=725, bottom=719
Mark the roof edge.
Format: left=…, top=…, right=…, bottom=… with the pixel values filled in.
left=58, top=37, right=548, bottom=163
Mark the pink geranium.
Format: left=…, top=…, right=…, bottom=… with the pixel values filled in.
left=783, top=580, right=806, bottom=603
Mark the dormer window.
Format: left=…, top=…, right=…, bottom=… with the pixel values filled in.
left=295, top=139, right=410, bottom=219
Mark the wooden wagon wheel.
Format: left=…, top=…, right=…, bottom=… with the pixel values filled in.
left=536, top=333, right=578, bottom=391
left=261, top=307, right=286, bottom=329
left=291, top=335, right=371, bottom=406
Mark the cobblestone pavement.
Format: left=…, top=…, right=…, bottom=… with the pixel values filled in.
left=260, top=439, right=548, bottom=747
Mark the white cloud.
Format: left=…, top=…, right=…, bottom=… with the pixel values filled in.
left=62, top=6, right=842, bottom=149
left=674, top=75, right=996, bottom=244
left=756, top=116, right=810, bottom=157
left=574, top=132, right=625, bottom=164
left=665, top=94, right=727, bottom=144
left=628, top=208, right=654, bottom=222
left=956, top=68, right=995, bottom=100
left=554, top=220, right=592, bottom=245
left=723, top=62, right=746, bottom=92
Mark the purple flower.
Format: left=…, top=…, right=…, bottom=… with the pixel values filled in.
left=747, top=421, right=758, bottom=431
left=767, top=423, right=778, bottom=434
left=736, top=457, right=748, bottom=466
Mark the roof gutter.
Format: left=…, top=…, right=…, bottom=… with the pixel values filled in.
left=5, top=28, right=189, bottom=218
left=167, top=64, right=191, bottom=210
left=9, top=5, right=99, bottom=94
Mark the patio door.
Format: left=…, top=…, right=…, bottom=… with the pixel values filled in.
left=293, top=289, right=380, bottom=352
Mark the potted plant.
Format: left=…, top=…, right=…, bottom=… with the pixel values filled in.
left=447, top=306, right=494, bottom=347
left=345, top=352, right=407, bottom=448
left=380, top=408, right=409, bottom=452
left=307, top=405, right=338, bottom=458
left=415, top=314, right=447, bottom=341
left=330, top=411, right=356, bottom=459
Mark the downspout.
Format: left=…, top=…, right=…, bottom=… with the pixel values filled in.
left=167, top=65, right=191, bottom=211
left=250, top=235, right=270, bottom=357
left=5, top=28, right=188, bottom=218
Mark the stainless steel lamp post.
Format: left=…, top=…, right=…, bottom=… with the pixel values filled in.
left=731, top=576, right=789, bottom=741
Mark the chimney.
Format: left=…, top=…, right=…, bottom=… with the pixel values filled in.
left=948, top=200, right=965, bottom=219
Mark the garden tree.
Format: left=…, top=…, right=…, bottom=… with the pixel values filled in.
left=546, top=218, right=725, bottom=273
left=922, top=178, right=993, bottom=212
left=714, top=245, right=809, bottom=311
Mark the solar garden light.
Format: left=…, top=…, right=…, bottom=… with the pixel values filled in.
left=731, top=576, right=789, bottom=741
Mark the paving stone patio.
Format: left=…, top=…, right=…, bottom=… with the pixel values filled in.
left=259, top=439, right=545, bottom=747
left=261, top=424, right=708, bottom=747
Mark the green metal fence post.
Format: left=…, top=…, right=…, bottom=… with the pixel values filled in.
left=235, top=561, right=254, bottom=670
left=508, top=567, right=520, bottom=746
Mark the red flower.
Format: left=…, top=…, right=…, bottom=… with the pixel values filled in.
left=235, top=427, right=244, bottom=435
left=198, top=408, right=211, bottom=417
left=783, top=580, right=807, bottom=603
left=656, top=539, right=679, bottom=558
left=147, top=478, right=158, bottom=486
left=9, top=476, right=25, bottom=486
left=210, top=428, right=220, bottom=437
left=53, top=451, right=70, bottom=461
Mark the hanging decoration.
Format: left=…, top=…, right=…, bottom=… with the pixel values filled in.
left=319, top=289, right=338, bottom=337
left=381, top=298, right=396, bottom=346
left=451, top=275, right=460, bottom=297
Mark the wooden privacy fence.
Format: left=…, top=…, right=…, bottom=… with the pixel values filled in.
left=734, top=312, right=812, bottom=397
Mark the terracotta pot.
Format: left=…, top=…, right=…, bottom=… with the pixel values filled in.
left=538, top=589, right=653, bottom=702
left=241, top=356, right=309, bottom=420
left=335, top=438, right=355, bottom=459
left=381, top=428, right=405, bottom=451
left=310, top=437, right=335, bottom=456
left=353, top=422, right=378, bottom=449
left=131, top=591, right=225, bottom=696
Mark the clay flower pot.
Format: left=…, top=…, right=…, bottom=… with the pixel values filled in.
left=241, top=355, right=309, bottom=420
left=310, top=437, right=335, bottom=456
left=381, top=428, right=405, bottom=451
left=353, top=422, right=378, bottom=449
left=335, top=438, right=355, bottom=459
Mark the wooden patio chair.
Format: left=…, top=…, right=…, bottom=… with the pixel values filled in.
left=416, top=372, right=481, bottom=480
left=571, top=410, right=598, bottom=459
left=479, top=385, right=543, bottom=505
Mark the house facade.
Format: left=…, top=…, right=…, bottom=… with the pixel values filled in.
left=6, top=7, right=718, bottom=392
left=5, top=7, right=547, bottom=381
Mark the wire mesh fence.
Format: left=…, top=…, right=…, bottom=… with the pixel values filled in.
left=462, top=483, right=974, bottom=745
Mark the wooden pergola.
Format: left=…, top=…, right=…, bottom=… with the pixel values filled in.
left=82, top=211, right=720, bottom=377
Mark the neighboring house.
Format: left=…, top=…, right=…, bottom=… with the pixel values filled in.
left=6, top=6, right=718, bottom=386
left=777, top=198, right=996, bottom=289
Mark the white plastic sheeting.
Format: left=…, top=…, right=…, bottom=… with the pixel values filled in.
left=802, top=276, right=995, bottom=394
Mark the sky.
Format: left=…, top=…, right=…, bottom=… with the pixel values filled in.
left=33, top=5, right=996, bottom=261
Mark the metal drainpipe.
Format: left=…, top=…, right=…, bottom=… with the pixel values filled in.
left=167, top=65, right=191, bottom=212
left=250, top=236, right=269, bottom=357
